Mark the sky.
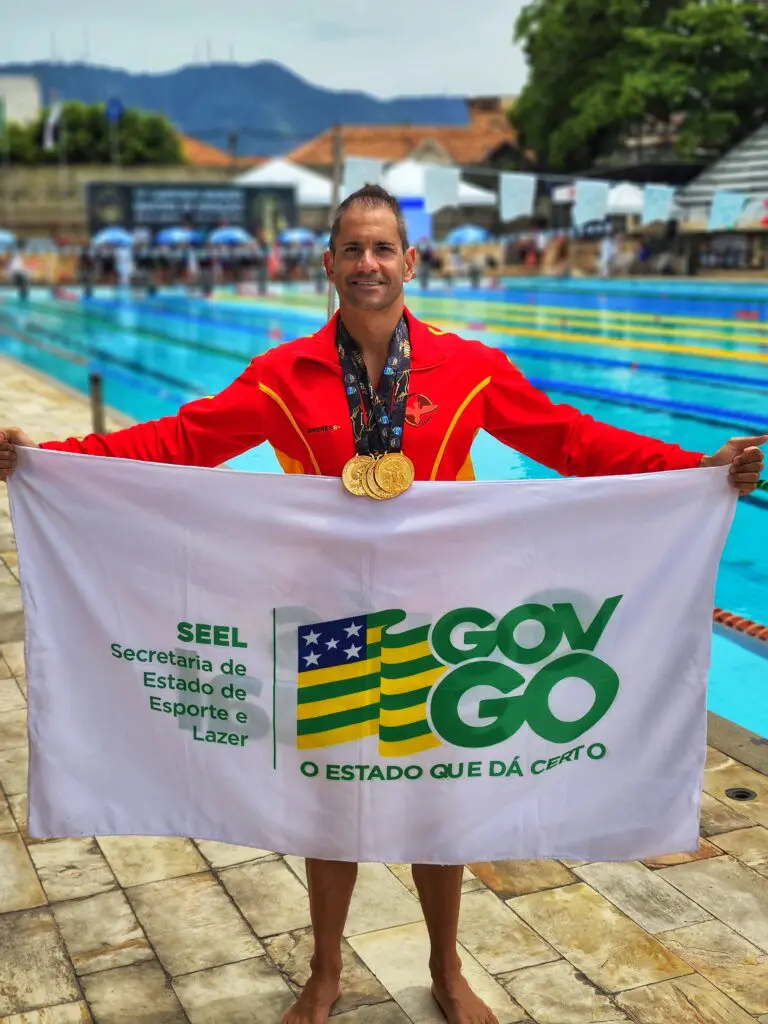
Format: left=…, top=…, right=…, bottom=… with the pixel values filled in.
left=0, top=0, right=530, bottom=98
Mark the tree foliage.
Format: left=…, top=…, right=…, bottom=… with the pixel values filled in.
left=510, top=0, right=768, bottom=171
left=5, top=102, right=183, bottom=165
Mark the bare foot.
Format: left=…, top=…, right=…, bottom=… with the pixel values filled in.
left=281, top=971, right=341, bottom=1024
left=432, top=975, right=498, bottom=1024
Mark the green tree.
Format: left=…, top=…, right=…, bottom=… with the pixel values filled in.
left=511, top=0, right=768, bottom=171
left=8, top=101, right=184, bottom=165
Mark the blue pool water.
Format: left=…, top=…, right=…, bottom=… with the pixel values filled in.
left=1, top=280, right=766, bottom=736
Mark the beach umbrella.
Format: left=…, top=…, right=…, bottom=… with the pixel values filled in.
left=278, top=226, right=316, bottom=245
left=0, top=229, right=16, bottom=250
left=92, top=226, right=133, bottom=247
left=156, top=226, right=194, bottom=246
left=208, top=226, right=253, bottom=245
left=316, top=230, right=331, bottom=248
left=444, top=224, right=491, bottom=246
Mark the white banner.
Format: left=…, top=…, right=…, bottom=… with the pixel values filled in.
left=10, top=450, right=735, bottom=864
left=423, top=166, right=460, bottom=214
left=342, top=157, right=384, bottom=199
left=573, top=180, right=610, bottom=227
left=499, top=172, right=536, bottom=221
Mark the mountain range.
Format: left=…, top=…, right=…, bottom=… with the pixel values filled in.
left=0, top=61, right=469, bottom=155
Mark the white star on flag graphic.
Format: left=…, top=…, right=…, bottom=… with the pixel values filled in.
left=344, top=643, right=362, bottom=660
left=303, top=629, right=321, bottom=646
left=326, top=638, right=339, bottom=649
left=303, top=651, right=321, bottom=667
left=344, top=622, right=362, bottom=637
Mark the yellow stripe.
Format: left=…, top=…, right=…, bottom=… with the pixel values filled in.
left=297, top=718, right=378, bottom=749
left=379, top=732, right=442, bottom=757
left=433, top=321, right=768, bottom=365
left=368, top=627, right=382, bottom=643
left=297, top=689, right=378, bottom=721
left=258, top=383, right=322, bottom=474
left=380, top=665, right=445, bottom=695
left=381, top=640, right=432, bottom=664
left=299, top=657, right=379, bottom=687
left=430, top=377, right=491, bottom=481
left=379, top=706, right=429, bottom=727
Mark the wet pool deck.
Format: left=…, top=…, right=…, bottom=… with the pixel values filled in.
left=1, top=355, right=768, bottom=1024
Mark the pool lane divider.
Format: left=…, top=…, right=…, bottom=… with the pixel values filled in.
left=713, top=608, right=768, bottom=660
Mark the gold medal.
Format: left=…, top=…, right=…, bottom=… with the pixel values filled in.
left=342, top=455, right=374, bottom=496
left=373, top=452, right=415, bottom=497
left=364, top=459, right=393, bottom=500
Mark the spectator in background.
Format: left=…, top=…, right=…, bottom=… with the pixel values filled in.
left=8, top=249, right=31, bottom=301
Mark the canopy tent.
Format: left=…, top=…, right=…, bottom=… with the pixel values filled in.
left=382, top=160, right=496, bottom=207
left=235, top=159, right=332, bottom=207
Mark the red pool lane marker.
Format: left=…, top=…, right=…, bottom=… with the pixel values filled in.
left=268, top=328, right=283, bottom=340
left=467, top=321, right=486, bottom=331
left=736, top=310, right=760, bottom=320
left=713, top=608, right=768, bottom=645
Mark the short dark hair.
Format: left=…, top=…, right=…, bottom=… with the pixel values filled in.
left=328, top=184, right=409, bottom=253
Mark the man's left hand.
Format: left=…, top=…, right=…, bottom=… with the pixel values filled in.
left=701, top=435, right=767, bottom=496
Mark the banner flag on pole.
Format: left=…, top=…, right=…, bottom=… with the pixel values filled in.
left=708, top=190, right=748, bottom=232
left=573, top=180, right=610, bottom=228
left=43, top=98, right=64, bottom=152
left=9, top=449, right=735, bottom=865
left=641, top=185, right=677, bottom=226
left=342, top=157, right=384, bottom=199
left=423, top=165, right=460, bottom=214
left=499, top=172, right=536, bottom=221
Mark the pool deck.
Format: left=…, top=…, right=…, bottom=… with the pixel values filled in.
left=2, top=356, right=768, bottom=1024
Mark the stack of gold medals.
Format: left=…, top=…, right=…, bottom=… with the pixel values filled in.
left=338, top=316, right=415, bottom=500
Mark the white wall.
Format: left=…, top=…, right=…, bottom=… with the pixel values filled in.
left=0, top=75, right=43, bottom=125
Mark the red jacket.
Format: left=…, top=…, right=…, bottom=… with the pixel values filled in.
left=42, top=308, right=702, bottom=480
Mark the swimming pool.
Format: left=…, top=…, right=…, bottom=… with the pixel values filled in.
left=1, top=279, right=766, bottom=736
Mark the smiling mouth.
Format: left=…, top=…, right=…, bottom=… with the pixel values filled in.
left=350, top=279, right=385, bottom=287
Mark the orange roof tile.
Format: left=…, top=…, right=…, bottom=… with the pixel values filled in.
left=179, top=134, right=265, bottom=168
left=287, top=118, right=518, bottom=168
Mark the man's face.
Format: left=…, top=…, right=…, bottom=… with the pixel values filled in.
left=324, top=205, right=416, bottom=312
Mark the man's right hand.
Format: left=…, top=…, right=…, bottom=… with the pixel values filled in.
left=0, top=428, right=38, bottom=481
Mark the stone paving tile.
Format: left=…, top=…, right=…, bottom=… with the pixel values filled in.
left=349, top=921, right=528, bottom=1023
left=263, top=928, right=390, bottom=1015
left=0, top=745, right=28, bottom=796
left=0, top=908, right=80, bottom=1016
left=704, top=757, right=768, bottom=828
left=661, top=917, right=768, bottom=1015
left=283, top=852, right=307, bottom=885
left=345, top=863, right=423, bottom=937
left=0, top=709, right=27, bottom=752
left=499, top=960, right=628, bottom=1023
left=0, top=676, right=25, bottom=712
left=7, top=792, right=27, bottom=838
left=640, top=836, right=723, bottom=868
left=659, top=855, right=768, bottom=953
left=0, top=833, right=46, bottom=912
left=0, top=789, right=17, bottom=834
left=699, top=791, right=756, bottom=836
left=96, top=834, right=207, bottom=886
left=194, top=838, right=273, bottom=869
left=509, top=883, right=693, bottom=992
left=52, top=889, right=154, bottom=977
left=710, top=825, right=768, bottom=877
left=80, top=961, right=187, bottom=1024
left=332, top=1003, right=414, bottom=1023
left=127, top=871, right=263, bottom=976
left=29, top=838, right=117, bottom=902
left=173, top=957, right=294, bottom=1023
left=14, top=676, right=26, bottom=698
left=0, top=1003, right=93, bottom=1023
left=0, top=642, right=25, bottom=679
left=615, top=971, right=755, bottom=1023
left=468, top=859, right=577, bottom=898
left=572, top=860, right=712, bottom=933
left=387, top=863, right=482, bottom=894
left=0, top=652, right=12, bottom=679
left=219, top=858, right=311, bottom=937
left=457, top=888, right=559, bottom=975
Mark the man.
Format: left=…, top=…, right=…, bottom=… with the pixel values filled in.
left=0, top=185, right=765, bottom=1024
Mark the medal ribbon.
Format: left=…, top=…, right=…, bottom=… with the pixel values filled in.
left=337, top=315, right=411, bottom=457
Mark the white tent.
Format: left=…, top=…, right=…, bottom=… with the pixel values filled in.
left=235, top=159, right=332, bottom=206
left=607, top=182, right=645, bottom=216
left=382, top=160, right=496, bottom=207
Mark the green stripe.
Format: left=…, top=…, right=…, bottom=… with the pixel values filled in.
left=381, top=655, right=442, bottom=679
left=366, top=642, right=381, bottom=659
left=379, top=719, right=432, bottom=742
left=382, top=624, right=431, bottom=649
left=297, top=702, right=379, bottom=736
left=379, top=686, right=433, bottom=711
left=297, top=673, right=380, bottom=705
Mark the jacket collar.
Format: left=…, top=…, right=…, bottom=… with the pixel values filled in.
left=296, top=306, right=450, bottom=374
